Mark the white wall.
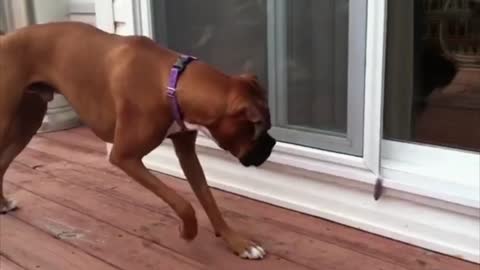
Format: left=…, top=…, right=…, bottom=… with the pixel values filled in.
left=32, top=0, right=95, bottom=132
left=68, top=0, right=95, bottom=25
left=28, top=0, right=95, bottom=25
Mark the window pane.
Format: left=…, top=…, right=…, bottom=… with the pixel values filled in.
left=152, top=0, right=362, bottom=153
left=282, top=0, right=349, bottom=134
left=384, top=0, right=480, bottom=152
left=154, top=0, right=268, bottom=87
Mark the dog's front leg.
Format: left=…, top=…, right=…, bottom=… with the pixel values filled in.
left=172, top=132, right=266, bottom=260
left=109, top=150, right=198, bottom=241
left=108, top=109, right=198, bottom=240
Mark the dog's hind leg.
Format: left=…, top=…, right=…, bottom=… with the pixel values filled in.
left=0, top=93, right=48, bottom=213
left=0, top=77, right=25, bottom=213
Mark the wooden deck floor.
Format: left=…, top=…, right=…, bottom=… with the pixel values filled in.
left=1, top=127, right=477, bottom=270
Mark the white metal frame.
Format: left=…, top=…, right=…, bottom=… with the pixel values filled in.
left=96, top=0, right=480, bottom=263
left=382, top=140, right=480, bottom=208
left=150, top=0, right=368, bottom=156
left=379, top=0, right=480, bottom=209
left=266, top=0, right=367, bottom=156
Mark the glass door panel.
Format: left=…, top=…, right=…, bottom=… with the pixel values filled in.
left=151, top=0, right=367, bottom=155
left=383, top=0, right=480, bottom=198
left=384, top=0, right=480, bottom=153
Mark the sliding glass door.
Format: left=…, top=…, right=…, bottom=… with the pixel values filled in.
left=383, top=0, right=480, bottom=202
left=384, top=0, right=480, bottom=153
left=151, top=0, right=367, bottom=156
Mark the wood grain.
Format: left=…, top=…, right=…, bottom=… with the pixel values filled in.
left=0, top=256, right=26, bottom=270
left=6, top=164, right=315, bottom=270
left=2, top=157, right=430, bottom=270
left=4, top=183, right=205, bottom=270
left=2, top=127, right=477, bottom=270
left=0, top=213, right=119, bottom=270
left=15, top=141, right=476, bottom=270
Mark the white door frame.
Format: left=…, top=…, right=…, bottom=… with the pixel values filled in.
left=95, top=0, right=480, bottom=263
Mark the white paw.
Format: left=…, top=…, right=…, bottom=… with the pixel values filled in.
left=240, top=245, right=266, bottom=260
left=0, top=199, right=17, bottom=214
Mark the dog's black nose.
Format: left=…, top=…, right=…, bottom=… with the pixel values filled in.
left=240, top=133, right=276, bottom=167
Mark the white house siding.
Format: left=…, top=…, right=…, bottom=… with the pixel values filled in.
left=68, top=0, right=96, bottom=25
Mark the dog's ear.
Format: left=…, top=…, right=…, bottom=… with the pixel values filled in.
left=228, top=74, right=267, bottom=139
left=245, top=104, right=262, bottom=123
left=236, top=103, right=263, bottom=139
left=246, top=105, right=264, bottom=139
left=228, top=100, right=261, bottom=122
left=236, top=73, right=267, bottom=99
left=229, top=104, right=262, bottom=140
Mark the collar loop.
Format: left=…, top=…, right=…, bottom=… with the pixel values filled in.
left=167, top=55, right=197, bottom=130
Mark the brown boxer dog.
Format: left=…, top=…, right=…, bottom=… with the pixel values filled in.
left=0, top=21, right=276, bottom=260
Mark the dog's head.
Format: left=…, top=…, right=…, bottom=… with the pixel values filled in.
left=207, top=74, right=276, bottom=167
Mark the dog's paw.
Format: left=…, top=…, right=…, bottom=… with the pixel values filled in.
left=223, top=231, right=267, bottom=260
left=239, top=244, right=266, bottom=260
left=176, top=201, right=198, bottom=241
left=0, top=199, right=18, bottom=214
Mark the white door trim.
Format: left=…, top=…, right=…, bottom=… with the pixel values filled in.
left=267, top=0, right=367, bottom=156
left=94, top=0, right=113, bottom=32
left=382, top=140, right=480, bottom=208
left=362, top=0, right=387, bottom=176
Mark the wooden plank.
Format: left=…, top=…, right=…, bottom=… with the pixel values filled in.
left=67, top=126, right=99, bottom=139
left=0, top=215, right=119, bottom=270
left=37, top=128, right=106, bottom=154
left=3, top=183, right=205, bottom=270
left=19, top=131, right=480, bottom=270
left=25, top=135, right=109, bottom=168
left=7, top=162, right=408, bottom=270
left=0, top=255, right=26, bottom=270
left=155, top=174, right=480, bottom=270
left=5, top=166, right=313, bottom=270
left=20, top=138, right=121, bottom=177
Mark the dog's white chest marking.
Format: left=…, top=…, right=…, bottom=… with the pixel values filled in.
left=184, top=122, right=214, bottom=139
left=166, top=122, right=217, bottom=143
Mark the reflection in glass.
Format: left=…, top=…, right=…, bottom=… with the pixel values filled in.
left=384, top=0, right=480, bottom=152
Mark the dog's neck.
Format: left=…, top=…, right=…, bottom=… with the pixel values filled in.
left=173, top=78, right=231, bottom=128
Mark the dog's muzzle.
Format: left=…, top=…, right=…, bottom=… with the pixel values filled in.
left=239, top=132, right=276, bottom=167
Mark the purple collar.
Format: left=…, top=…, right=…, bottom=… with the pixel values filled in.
left=167, top=55, right=197, bottom=130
